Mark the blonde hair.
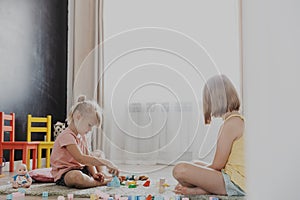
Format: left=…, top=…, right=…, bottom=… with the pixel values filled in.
left=66, top=95, right=103, bottom=127
left=203, top=75, right=240, bottom=124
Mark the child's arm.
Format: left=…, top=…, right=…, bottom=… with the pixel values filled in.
left=66, top=144, right=119, bottom=176
left=208, top=119, right=242, bottom=170
left=87, top=166, right=97, bottom=175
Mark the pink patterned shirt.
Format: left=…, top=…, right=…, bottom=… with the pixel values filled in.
left=50, top=127, right=89, bottom=181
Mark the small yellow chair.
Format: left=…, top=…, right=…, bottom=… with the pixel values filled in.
left=27, top=114, right=53, bottom=168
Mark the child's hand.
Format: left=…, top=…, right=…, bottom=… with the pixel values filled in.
left=107, top=166, right=119, bottom=177
left=92, top=172, right=105, bottom=182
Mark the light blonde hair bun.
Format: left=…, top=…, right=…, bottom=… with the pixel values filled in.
left=77, top=95, right=86, bottom=102
left=66, top=95, right=103, bottom=127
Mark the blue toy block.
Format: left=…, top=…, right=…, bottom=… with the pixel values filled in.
left=128, top=196, right=138, bottom=200
left=154, top=196, right=164, bottom=200
left=107, top=175, right=121, bottom=187
left=42, top=191, right=48, bottom=197
left=175, top=195, right=181, bottom=200
left=137, top=196, right=146, bottom=200
left=6, top=194, right=12, bottom=200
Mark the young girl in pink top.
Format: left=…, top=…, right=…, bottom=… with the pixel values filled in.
left=50, top=96, right=119, bottom=188
left=173, top=75, right=246, bottom=196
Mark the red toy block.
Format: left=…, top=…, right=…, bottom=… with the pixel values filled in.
left=146, top=195, right=152, bottom=200
left=143, top=180, right=150, bottom=187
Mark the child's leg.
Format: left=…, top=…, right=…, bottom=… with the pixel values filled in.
left=63, top=170, right=108, bottom=189
left=193, top=160, right=210, bottom=166
left=173, top=162, right=226, bottom=195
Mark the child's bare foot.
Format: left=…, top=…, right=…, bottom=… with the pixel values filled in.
left=174, top=184, right=208, bottom=195
left=174, top=184, right=187, bottom=194
left=94, top=178, right=111, bottom=187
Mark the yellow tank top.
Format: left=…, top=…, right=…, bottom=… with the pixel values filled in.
left=223, top=114, right=246, bottom=191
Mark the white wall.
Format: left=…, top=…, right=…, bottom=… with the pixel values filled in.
left=243, top=0, right=300, bottom=199
left=102, top=0, right=242, bottom=163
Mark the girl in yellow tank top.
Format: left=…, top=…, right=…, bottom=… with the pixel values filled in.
left=173, top=75, right=246, bottom=196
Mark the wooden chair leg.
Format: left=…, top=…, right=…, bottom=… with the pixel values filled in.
left=27, top=149, right=31, bottom=169
left=46, top=148, right=51, bottom=168
left=32, top=148, right=37, bottom=170
left=23, top=147, right=29, bottom=171
left=0, top=149, right=3, bottom=171
left=10, top=149, right=15, bottom=172
left=37, top=146, right=42, bottom=168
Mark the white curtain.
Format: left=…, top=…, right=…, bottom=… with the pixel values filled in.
left=103, top=101, right=219, bottom=165
left=68, top=0, right=104, bottom=152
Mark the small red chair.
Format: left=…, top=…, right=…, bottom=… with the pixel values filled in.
left=0, top=112, right=39, bottom=172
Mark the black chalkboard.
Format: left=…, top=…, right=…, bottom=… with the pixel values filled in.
left=0, top=0, right=68, bottom=161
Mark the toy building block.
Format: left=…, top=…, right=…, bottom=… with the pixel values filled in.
left=67, top=193, right=74, bottom=200
left=146, top=195, right=152, bottom=200
left=153, top=196, right=164, bottom=200
left=42, top=191, right=48, bottom=198
left=137, top=196, right=146, bottom=200
left=128, top=184, right=137, bottom=188
left=128, top=196, right=138, bottom=200
left=107, top=176, right=121, bottom=187
left=209, top=197, right=219, bottom=200
left=127, top=175, right=136, bottom=180
left=143, top=180, right=150, bottom=187
left=90, top=194, right=98, bottom=200
left=6, top=194, right=13, bottom=200
left=138, top=175, right=149, bottom=181
left=126, top=180, right=137, bottom=186
left=158, top=178, right=165, bottom=193
left=175, top=195, right=181, bottom=200
left=162, top=183, right=170, bottom=187
left=57, top=196, right=65, bottom=200
left=94, top=190, right=109, bottom=199
left=120, top=175, right=126, bottom=182
left=120, top=181, right=126, bottom=186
